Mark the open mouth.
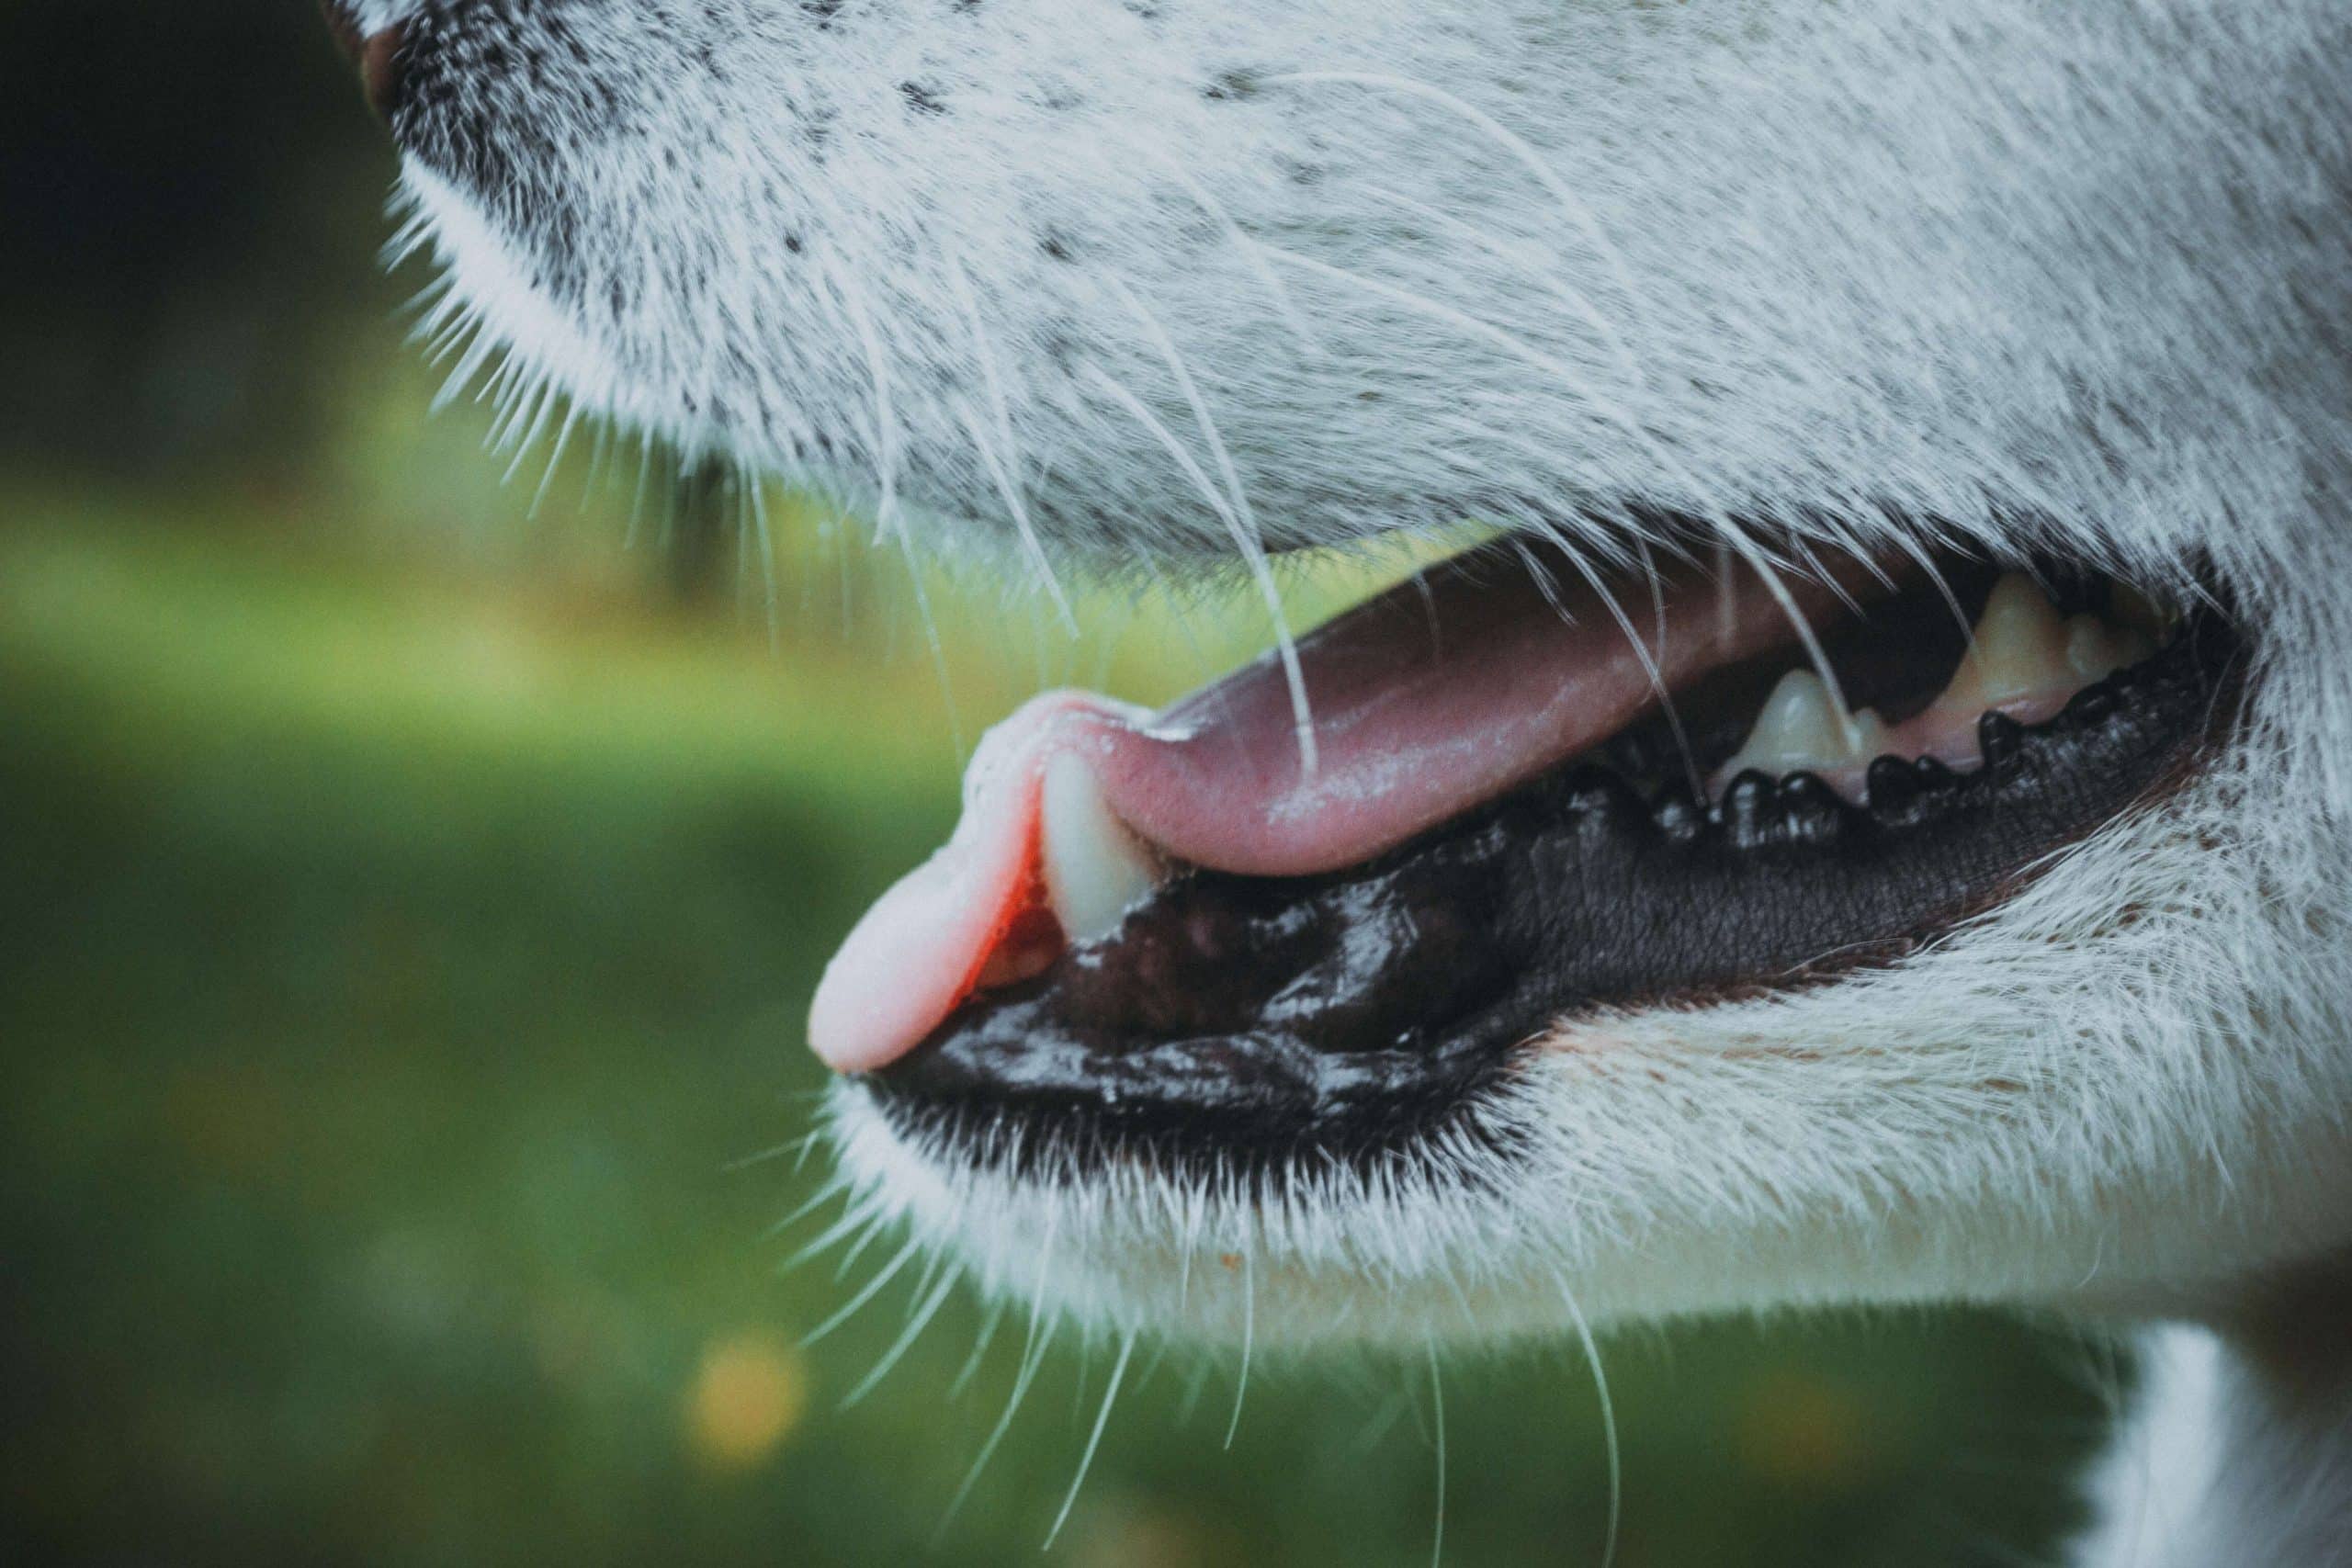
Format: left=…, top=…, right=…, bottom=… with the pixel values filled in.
left=818, top=515, right=2242, bottom=1175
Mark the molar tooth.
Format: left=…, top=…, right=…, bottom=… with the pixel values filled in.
left=1940, top=571, right=2072, bottom=709
left=1040, top=751, right=1164, bottom=946
left=2063, top=613, right=2154, bottom=683
left=1718, top=669, right=1888, bottom=783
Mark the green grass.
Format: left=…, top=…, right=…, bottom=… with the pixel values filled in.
left=0, top=507, right=2116, bottom=1567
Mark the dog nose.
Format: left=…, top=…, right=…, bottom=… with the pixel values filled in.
left=322, top=3, right=408, bottom=120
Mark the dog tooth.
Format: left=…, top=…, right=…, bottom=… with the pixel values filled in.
left=1848, top=707, right=1892, bottom=759
left=1939, top=571, right=2072, bottom=709
left=2064, top=614, right=2154, bottom=682
left=1040, top=750, right=1164, bottom=946
left=1718, top=669, right=1889, bottom=782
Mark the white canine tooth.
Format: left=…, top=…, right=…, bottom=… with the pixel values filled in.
left=1848, top=707, right=1892, bottom=759
left=1719, top=669, right=1889, bottom=780
left=2064, top=614, right=2154, bottom=682
left=1942, top=571, right=2072, bottom=709
left=1040, top=751, right=1163, bottom=946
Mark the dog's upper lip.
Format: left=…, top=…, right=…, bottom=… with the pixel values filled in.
left=808, top=540, right=1910, bottom=1073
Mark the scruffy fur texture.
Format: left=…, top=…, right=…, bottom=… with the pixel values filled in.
left=358, top=0, right=2352, bottom=1560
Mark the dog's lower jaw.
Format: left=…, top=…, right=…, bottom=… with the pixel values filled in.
left=830, top=694, right=2352, bottom=1562
left=2075, top=1256, right=2352, bottom=1568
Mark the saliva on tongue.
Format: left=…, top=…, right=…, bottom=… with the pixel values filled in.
left=809, top=544, right=1886, bottom=1074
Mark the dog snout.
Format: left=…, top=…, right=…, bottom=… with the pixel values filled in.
left=322, top=3, right=408, bottom=121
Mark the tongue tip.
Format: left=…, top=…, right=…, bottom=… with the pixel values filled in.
left=806, top=690, right=1148, bottom=1076
left=807, top=854, right=1004, bottom=1076
left=806, top=989, right=920, bottom=1077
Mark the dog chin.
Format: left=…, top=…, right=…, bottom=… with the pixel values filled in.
left=824, top=742, right=2352, bottom=1351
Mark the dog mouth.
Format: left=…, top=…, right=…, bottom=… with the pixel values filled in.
left=819, top=516, right=2241, bottom=1172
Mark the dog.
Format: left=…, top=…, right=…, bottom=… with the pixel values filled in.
left=325, top=2, right=2352, bottom=1561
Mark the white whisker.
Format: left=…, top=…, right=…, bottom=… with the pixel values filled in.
left=1225, top=1245, right=1255, bottom=1449
left=1046, top=1330, right=1136, bottom=1549
left=1268, top=71, right=1655, bottom=346
left=1551, top=1268, right=1623, bottom=1568
left=840, top=1269, right=960, bottom=1408
left=949, top=1303, right=1008, bottom=1400
left=802, top=1235, right=923, bottom=1348
left=1140, top=148, right=1320, bottom=356
left=783, top=1191, right=888, bottom=1270
left=1081, top=351, right=1319, bottom=775
left=949, top=262, right=1075, bottom=630
left=935, top=1209, right=1063, bottom=1540
left=1426, top=1338, right=1448, bottom=1568
left=1114, top=281, right=1318, bottom=773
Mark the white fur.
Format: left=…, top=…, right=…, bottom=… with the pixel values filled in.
left=367, top=0, right=2352, bottom=1559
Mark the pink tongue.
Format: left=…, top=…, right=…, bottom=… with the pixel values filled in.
left=809, top=546, right=1876, bottom=1073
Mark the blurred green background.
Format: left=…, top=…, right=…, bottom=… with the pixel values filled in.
left=1, top=5, right=2125, bottom=1564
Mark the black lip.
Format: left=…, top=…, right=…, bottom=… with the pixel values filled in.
left=867, top=604, right=2243, bottom=1179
